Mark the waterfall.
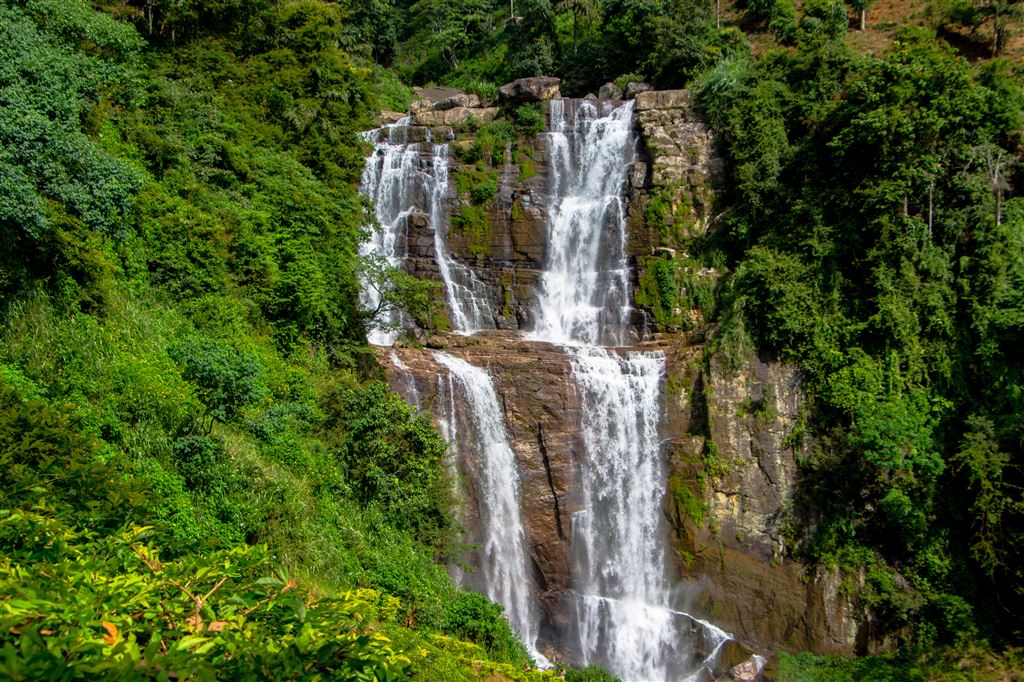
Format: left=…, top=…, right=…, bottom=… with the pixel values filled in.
left=530, top=99, right=636, bottom=347
left=433, top=353, right=548, bottom=666
left=568, top=348, right=730, bottom=680
left=359, top=121, right=494, bottom=345
left=359, top=119, right=416, bottom=346
left=367, top=97, right=733, bottom=680
left=530, top=100, right=730, bottom=680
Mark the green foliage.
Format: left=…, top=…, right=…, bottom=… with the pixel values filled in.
left=442, top=591, right=530, bottom=665
left=171, top=338, right=268, bottom=424
left=452, top=205, right=493, bottom=257
left=359, top=254, right=440, bottom=331
left=0, top=518, right=413, bottom=680
left=333, top=382, right=456, bottom=549
left=613, top=72, right=647, bottom=91
left=460, top=120, right=517, bottom=166
left=669, top=475, right=707, bottom=528
left=563, top=664, right=621, bottom=682
left=0, top=3, right=558, bottom=679
left=698, top=20, right=1024, bottom=644
left=799, top=0, right=849, bottom=45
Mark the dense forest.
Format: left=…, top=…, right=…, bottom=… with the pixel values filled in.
left=0, top=0, right=1021, bottom=679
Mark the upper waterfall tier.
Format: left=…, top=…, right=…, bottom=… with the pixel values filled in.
left=529, top=99, right=637, bottom=347
left=359, top=121, right=495, bottom=345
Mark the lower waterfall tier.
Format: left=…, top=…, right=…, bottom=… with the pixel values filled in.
left=379, top=331, right=865, bottom=669
left=381, top=332, right=730, bottom=678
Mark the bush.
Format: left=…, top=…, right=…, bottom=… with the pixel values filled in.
left=442, top=591, right=529, bottom=665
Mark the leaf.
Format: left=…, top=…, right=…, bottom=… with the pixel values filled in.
left=207, top=621, right=227, bottom=632
left=255, top=577, right=283, bottom=587
left=101, top=621, right=118, bottom=645
left=176, top=635, right=208, bottom=651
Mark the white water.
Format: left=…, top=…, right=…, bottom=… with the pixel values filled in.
left=529, top=99, right=637, bottom=347
left=359, top=121, right=494, bottom=345
left=433, top=353, right=548, bottom=666
left=359, top=119, right=416, bottom=346
left=528, top=100, right=730, bottom=680
left=569, top=348, right=730, bottom=680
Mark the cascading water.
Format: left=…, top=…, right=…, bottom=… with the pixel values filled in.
left=530, top=100, right=730, bottom=680
left=569, top=348, right=730, bottom=680
left=364, top=97, right=733, bottom=680
left=530, top=99, right=636, bottom=347
left=359, top=121, right=494, bottom=345
left=433, top=353, right=548, bottom=666
left=359, top=119, right=416, bottom=346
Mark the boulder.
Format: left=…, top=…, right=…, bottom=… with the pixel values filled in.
left=434, top=92, right=482, bottom=110
left=412, top=86, right=463, bottom=104
left=374, top=110, right=407, bottom=125
left=442, top=107, right=498, bottom=127
left=498, top=76, right=561, bottom=103
left=729, top=655, right=767, bottom=681
left=625, top=81, right=654, bottom=99
left=410, top=98, right=433, bottom=114
left=635, top=89, right=692, bottom=111
left=598, top=82, right=623, bottom=99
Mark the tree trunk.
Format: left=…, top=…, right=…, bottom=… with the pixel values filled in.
left=860, top=8, right=866, bottom=31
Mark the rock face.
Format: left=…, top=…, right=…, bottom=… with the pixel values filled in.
left=633, top=89, right=724, bottom=225
left=380, top=334, right=863, bottom=660
left=662, top=346, right=863, bottom=654
left=499, top=76, right=562, bottom=103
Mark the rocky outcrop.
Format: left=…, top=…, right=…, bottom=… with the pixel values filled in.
left=632, top=89, right=724, bottom=242
left=624, top=81, right=653, bottom=99
left=662, top=346, right=862, bottom=655
left=499, top=76, right=562, bottom=103
left=413, top=106, right=498, bottom=127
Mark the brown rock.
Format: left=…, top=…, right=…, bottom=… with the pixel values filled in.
left=499, top=76, right=561, bottom=103
left=635, top=89, right=692, bottom=111
left=434, top=92, right=482, bottom=110
left=598, top=82, right=623, bottom=99
left=375, top=110, right=407, bottom=125
left=625, top=81, right=654, bottom=98
left=412, top=86, right=463, bottom=104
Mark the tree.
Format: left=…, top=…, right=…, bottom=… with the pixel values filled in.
left=848, top=0, right=874, bottom=30
left=410, top=0, right=492, bottom=70
left=358, top=254, right=440, bottom=333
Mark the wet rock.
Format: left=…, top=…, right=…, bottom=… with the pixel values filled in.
left=624, top=81, right=653, bottom=98
left=730, top=655, right=767, bottom=681
left=499, top=76, right=561, bottom=103
left=379, top=336, right=586, bottom=598
left=598, top=82, right=623, bottom=99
